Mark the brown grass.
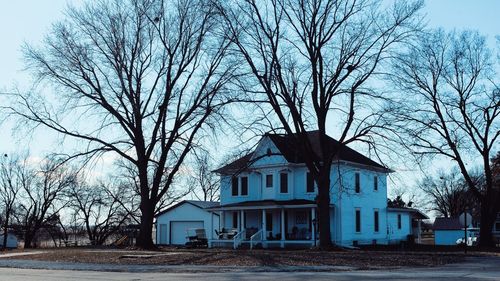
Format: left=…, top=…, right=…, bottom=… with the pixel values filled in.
left=0, top=247, right=474, bottom=269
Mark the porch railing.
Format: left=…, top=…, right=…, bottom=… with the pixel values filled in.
left=249, top=229, right=263, bottom=250
left=233, top=229, right=246, bottom=249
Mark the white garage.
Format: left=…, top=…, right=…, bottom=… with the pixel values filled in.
left=155, top=200, right=220, bottom=245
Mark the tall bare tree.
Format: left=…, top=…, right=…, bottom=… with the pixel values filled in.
left=7, top=0, right=235, bottom=248
left=219, top=0, right=423, bottom=248
left=389, top=30, right=499, bottom=246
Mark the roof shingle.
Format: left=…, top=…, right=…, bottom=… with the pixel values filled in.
left=214, top=131, right=390, bottom=174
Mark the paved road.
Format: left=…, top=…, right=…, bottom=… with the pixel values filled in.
left=0, top=256, right=498, bottom=280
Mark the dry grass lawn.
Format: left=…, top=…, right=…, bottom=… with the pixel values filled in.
left=0, top=247, right=476, bottom=269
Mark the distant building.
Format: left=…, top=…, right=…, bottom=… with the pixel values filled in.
left=0, top=233, right=18, bottom=248
left=433, top=217, right=471, bottom=245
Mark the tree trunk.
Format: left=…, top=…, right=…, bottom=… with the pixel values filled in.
left=478, top=200, right=496, bottom=248
left=3, top=211, right=9, bottom=250
left=317, top=171, right=333, bottom=249
left=24, top=232, right=34, bottom=249
left=137, top=198, right=155, bottom=249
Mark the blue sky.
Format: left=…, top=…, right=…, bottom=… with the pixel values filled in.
left=0, top=0, right=499, bottom=200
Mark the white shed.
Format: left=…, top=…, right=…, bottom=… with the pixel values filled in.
left=0, top=233, right=18, bottom=248
left=155, top=200, right=220, bottom=245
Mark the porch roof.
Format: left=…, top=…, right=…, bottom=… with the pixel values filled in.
left=387, top=207, right=429, bottom=220
left=206, top=199, right=316, bottom=211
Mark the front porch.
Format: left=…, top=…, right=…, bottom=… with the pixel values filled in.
left=207, top=200, right=318, bottom=248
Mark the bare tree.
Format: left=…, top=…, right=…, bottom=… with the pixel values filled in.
left=66, top=180, right=131, bottom=245
left=7, top=0, right=235, bottom=248
left=190, top=150, right=219, bottom=202
left=417, top=169, right=479, bottom=218
left=219, top=0, right=423, bottom=248
left=0, top=154, right=23, bottom=249
left=389, top=30, right=500, bottom=246
left=17, top=157, right=76, bottom=248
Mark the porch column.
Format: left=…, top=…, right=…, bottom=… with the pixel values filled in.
left=281, top=208, right=285, bottom=248
left=311, top=207, right=316, bottom=244
left=210, top=212, right=214, bottom=240
left=262, top=209, right=267, bottom=247
left=220, top=211, right=225, bottom=231
left=417, top=219, right=422, bottom=244
left=240, top=210, right=245, bottom=232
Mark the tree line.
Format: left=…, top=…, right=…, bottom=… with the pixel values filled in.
left=0, top=0, right=498, bottom=248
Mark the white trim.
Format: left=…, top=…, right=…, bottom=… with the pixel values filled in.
left=208, top=204, right=318, bottom=211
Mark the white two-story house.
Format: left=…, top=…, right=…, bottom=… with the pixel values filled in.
left=205, top=131, right=427, bottom=248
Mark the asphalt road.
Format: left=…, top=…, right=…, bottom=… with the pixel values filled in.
left=0, top=256, right=498, bottom=281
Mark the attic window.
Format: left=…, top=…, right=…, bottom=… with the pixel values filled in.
left=266, top=148, right=272, bottom=155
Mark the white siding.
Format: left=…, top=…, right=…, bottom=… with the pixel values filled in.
left=387, top=211, right=412, bottom=243
left=435, top=230, right=462, bottom=245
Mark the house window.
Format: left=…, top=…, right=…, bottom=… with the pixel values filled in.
left=374, top=210, right=379, bottom=232
left=266, top=174, right=273, bottom=188
left=280, top=172, right=288, bottom=193
left=241, top=176, right=248, bottom=196
left=397, top=214, right=402, bottom=229
left=355, top=172, right=360, bottom=193
left=232, top=212, right=238, bottom=229
left=231, top=177, right=238, bottom=196
left=266, top=212, right=273, bottom=231
left=306, top=172, right=314, bottom=193
left=374, top=176, right=378, bottom=191
left=355, top=208, right=361, bottom=233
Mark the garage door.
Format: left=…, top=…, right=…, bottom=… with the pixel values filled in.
left=170, top=221, right=204, bottom=245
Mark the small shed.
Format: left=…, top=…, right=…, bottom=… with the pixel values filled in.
left=0, top=233, right=18, bottom=248
left=433, top=217, right=469, bottom=245
left=155, top=200, right=220, bottom=245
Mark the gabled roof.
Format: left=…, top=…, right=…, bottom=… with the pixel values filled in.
left=155, top=200, right=220, bottom=217
left=433, top=217, right=464, bottom=230
left=214, top=130, right=390, bottom=174
left=213, top=153, right=253, bottom=174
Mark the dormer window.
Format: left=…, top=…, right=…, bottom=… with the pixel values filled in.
left=280, top=172, right=288, bottom=193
